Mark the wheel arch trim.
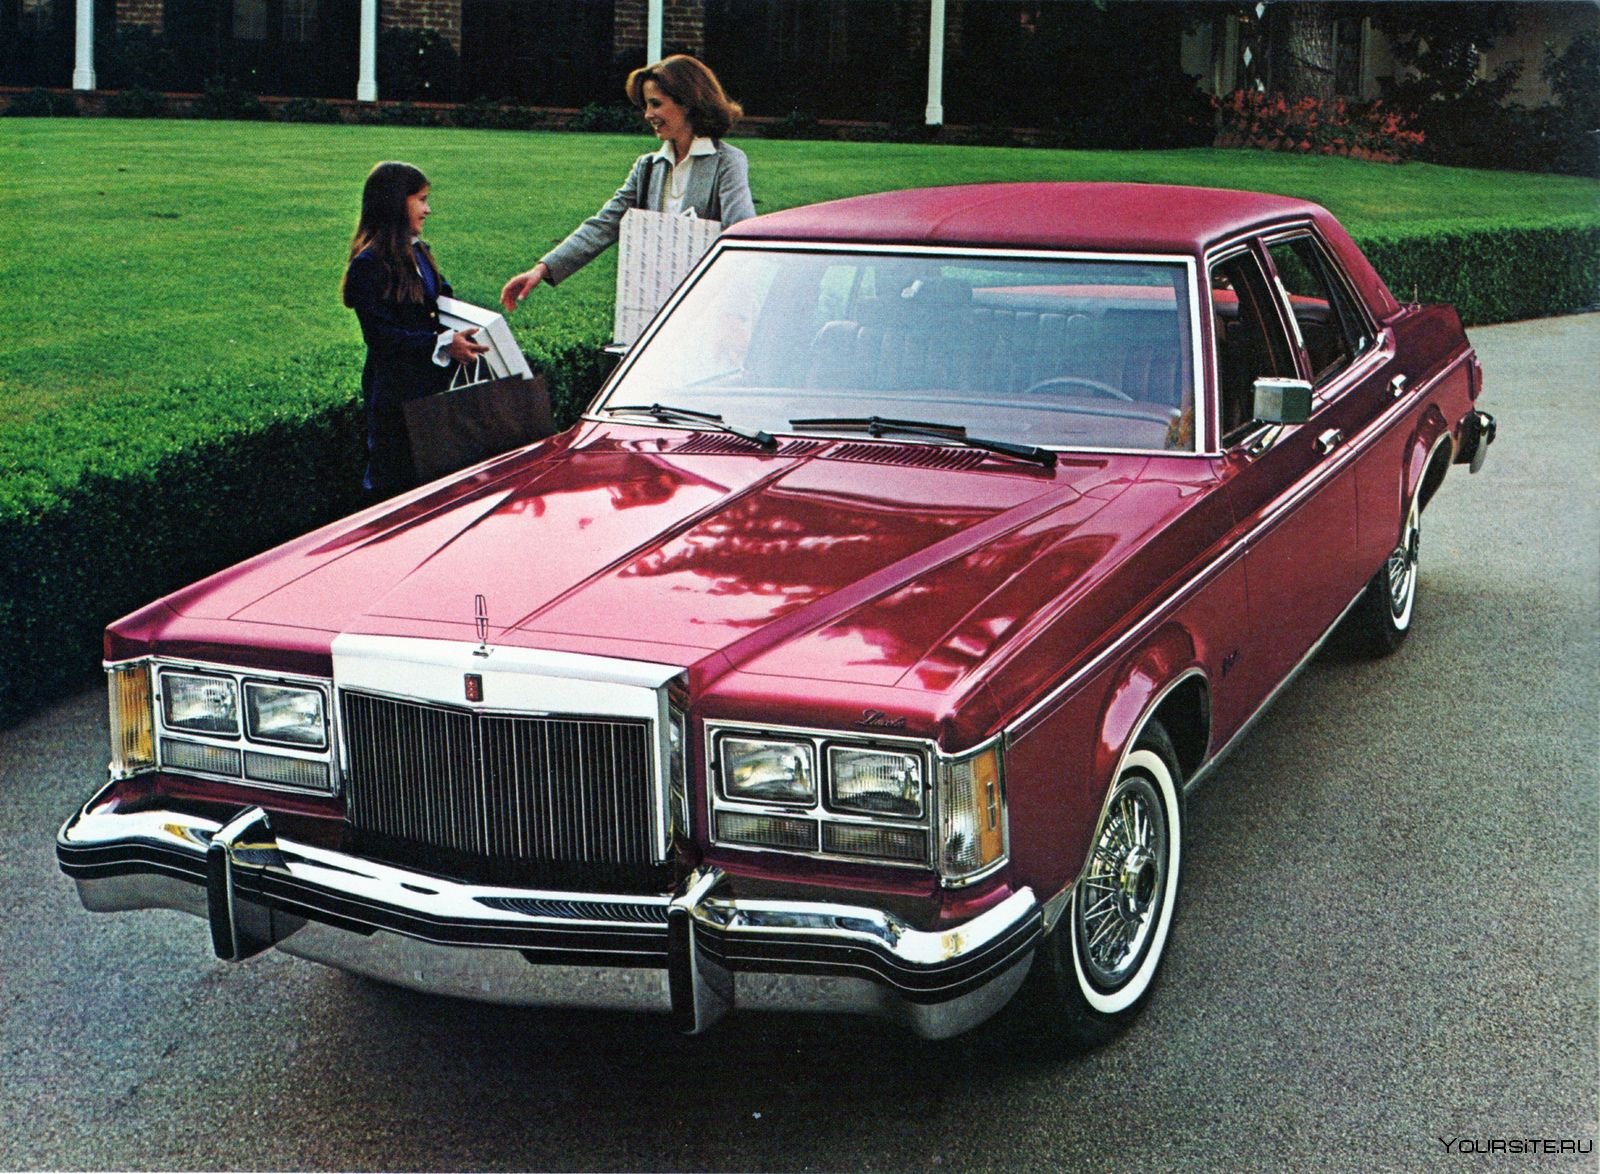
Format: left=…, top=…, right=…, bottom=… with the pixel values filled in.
left=1041, top=664, right=1205, bottom=934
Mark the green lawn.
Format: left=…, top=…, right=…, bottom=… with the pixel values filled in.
left=1, top=117, right=1595, bottom=727
left=4, top=118, right=1596, bottom=428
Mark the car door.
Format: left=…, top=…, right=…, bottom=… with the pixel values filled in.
left=1260, top=229, right=1399, bottom=578
left=1211, top=243, right=1362, bottom=705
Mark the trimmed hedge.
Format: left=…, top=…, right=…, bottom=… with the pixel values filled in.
left=1357, top=218, right=1600, bottom=328
left=1, top=217, right=1596, bottom=727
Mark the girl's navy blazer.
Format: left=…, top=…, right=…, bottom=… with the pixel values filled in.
left=345, top=245, right=456, bottom=495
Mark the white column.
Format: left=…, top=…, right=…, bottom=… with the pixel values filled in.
left=72, top=0, right=96, bottom=91
left=647, top=0, right=663, bottom=63
left=357, top=0, right=378, bottom=102
left=924, top=0, right=945, bottom=125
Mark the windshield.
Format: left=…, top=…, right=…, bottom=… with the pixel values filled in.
left=597, top=246, right=1199, bottom=453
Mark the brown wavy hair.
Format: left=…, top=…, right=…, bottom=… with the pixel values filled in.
left=341, top=160, right=441, bottom=307
left=625, top=55, right=743, bottom=140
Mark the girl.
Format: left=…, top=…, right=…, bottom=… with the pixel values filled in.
left=342, top=161, right=487, bottom=498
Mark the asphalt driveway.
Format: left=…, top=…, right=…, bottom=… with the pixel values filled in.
left=1, top=314, right=1594, bottom=1172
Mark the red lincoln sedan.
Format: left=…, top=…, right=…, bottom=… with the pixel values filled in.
left=59, top=183, right=1494, bottom=1045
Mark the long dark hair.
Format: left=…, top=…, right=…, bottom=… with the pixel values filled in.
left=341, top=160, right=439, bottom=306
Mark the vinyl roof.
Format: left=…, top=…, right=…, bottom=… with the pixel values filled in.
left=725, top=182, right=1330, bottom=255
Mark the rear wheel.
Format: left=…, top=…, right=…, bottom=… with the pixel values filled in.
left=1025, top=720, right=1184, bottom=1048
left=1346, top=494, right=1419, bottom=656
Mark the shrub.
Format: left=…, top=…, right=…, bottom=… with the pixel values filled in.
left=362, top=101, right=437, bottom=127
left=1357, top=219, right=1600, bottom=326
left=761, top=110, right=825, bottom=141
left=195, top=77, right=267, bottom=121
left=103, top=86, right=167, bottom=118
left=949, top=123, right=1023, bottom=148
left=0, top=352, right=365, bottom=727
left=98, top=25, right=175, bottom=91
left=566, top=102, right=641, bottom=134
left=1214, top=91, right=1424, bottom=162
left=3, top=88, right=78, bottom=118
left=452, top=96, right=547, bottom=131
left=378, top=27, right=460, bottom=102
left=279, top=96, right=342, bottom=124
left=1536, top=30, right=1600, bottom=177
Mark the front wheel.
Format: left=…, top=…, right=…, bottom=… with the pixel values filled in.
left=1023, top=720, right=1184, bottom=1048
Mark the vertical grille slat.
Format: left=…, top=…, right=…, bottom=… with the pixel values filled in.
left=340, top=692, right=657, bottom=879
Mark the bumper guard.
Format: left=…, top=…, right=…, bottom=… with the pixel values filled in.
left=58, top=790, right=1041, bottom=1039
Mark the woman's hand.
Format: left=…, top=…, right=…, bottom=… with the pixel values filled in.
left=500, top=263, right=549, bottom=312
left=447, top=327, right=491, bottom=364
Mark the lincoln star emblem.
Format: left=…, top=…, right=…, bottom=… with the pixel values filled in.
left=473, top=593, right=491, bottom=658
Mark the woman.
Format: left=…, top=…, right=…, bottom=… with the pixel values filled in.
left=343, top=161, right=488, bottom=498
left=500, top=55, right=755, bottom=311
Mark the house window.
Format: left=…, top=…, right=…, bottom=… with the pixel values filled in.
left=772, top=1, right=848, bottom=70
left=20, top=0, right=56, bottom=32
left=283, top=0, right=319, bottom=43
left=234, top=0, right=269, bottom=41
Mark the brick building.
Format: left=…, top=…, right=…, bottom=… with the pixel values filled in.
left=3, top=1, right=1592, bottom=141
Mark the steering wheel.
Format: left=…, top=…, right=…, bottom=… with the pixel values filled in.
left=1021, top=375, right=1133, bottom=402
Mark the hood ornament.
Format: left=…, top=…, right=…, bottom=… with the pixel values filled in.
left=473, top=594, right=491, bottom=658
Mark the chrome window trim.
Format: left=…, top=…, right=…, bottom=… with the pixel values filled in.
left=592, top=239, right=1210, bottom=456
left=1257, top=226, right=1380, bottom=366
left=1006, top=345, right=1468, bottom=743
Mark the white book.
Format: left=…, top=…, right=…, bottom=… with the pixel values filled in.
left=437, top=296, right=534, bottom=380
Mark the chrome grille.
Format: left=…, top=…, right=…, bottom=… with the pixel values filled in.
left=341, top=691, right=657, bottom=870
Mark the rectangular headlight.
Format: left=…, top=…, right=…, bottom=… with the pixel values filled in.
left=108, top=663, right=156, bottom=776
left=828, top=746, right=924, bottom=818
left=939, top=744, right=1007, bottom=881
left=720, top=736, right=816, bottom=804
left=244, top=681, right=327, bottom=749
left=160, top=671, right=239, bottom=737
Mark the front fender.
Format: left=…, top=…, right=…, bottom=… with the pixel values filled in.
left=1089, top=624, right=1202, bottom=790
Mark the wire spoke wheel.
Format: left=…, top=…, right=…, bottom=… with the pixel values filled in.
left=1075, top=774, right=1169, bottom=989
left=1386, top=499, right=1420, bottom=626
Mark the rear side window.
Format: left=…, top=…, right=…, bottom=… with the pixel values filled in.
left=1266, top=235, right=1373, bottom=384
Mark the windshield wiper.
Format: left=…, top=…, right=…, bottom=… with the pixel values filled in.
left=788, top=415, right=1056, bottom=469
left=601, top=402, right=776, bottom=450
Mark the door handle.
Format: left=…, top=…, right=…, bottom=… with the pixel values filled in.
left=1315, top=428, right=1345, bottom=456
left=1389, top=373, right=1409, bottom=398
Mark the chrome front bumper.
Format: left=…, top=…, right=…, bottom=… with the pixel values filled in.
left=57, top=789, right=1041, bottom=1039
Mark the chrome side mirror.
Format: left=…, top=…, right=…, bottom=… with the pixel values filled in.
left=1252, top=378, right=1313, bottom=425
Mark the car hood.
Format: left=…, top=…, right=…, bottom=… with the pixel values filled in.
left=161, top=428, right=1145, bottom=693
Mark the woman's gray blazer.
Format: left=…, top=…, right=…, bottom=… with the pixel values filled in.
left=538, top=141, right=755, bottom=286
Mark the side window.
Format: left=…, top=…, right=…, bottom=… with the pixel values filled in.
left=1211, top=252, right=1297, bottom=442
left=1266, top=235, right=1373, bottom=384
